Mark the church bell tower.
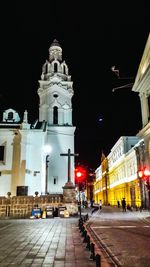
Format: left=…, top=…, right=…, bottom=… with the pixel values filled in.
left=38, top=39, right=76, bottom=194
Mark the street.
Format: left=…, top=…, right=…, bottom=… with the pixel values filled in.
left=0, top=207, right=150, bottom=267
left=85, top=206, right=150, bottom=267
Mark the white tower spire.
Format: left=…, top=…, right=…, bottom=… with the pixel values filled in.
left=23, top=110, right=28, bottom=123
left=37, top=40, right=76, bottom=194
left=21, top=110, right=30, bottom=130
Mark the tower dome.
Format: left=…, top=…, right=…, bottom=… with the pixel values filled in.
left=49, top=39, right=62, bottom=62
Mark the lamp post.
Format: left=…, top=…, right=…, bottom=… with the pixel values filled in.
left=78, top=182, right=82, bottom=219
left=45, top=155, right=49, bottom=195
left=43, top=145, right=52, bottom=195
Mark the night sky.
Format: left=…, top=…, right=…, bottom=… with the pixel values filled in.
left=1, top=2, right=150, bottom=169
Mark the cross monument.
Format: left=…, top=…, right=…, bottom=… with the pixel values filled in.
left=60, top=148, right=79, bottom=185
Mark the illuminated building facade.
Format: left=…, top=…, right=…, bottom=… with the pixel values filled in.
left=107, top=137, right=141, bottom=207
left=0, top=40, right=76, bottom=197
left=132, top=33, right=150, bottom=208
left=94, top=33, right=150, bottom=208
left=94, top=137, right=141, bottom=207
left=94, top=165, right=103, bottom=204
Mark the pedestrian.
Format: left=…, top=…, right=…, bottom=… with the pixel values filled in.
left=90, top=199, right=94, bottom=208
left=99, top=200, right=102, bottom=210
left=121, top=198, right=126, bottom=212
left=117, top=200, right=120, bottom=208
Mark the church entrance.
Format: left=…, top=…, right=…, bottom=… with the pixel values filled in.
left=53, top=207, right=58, bottom=217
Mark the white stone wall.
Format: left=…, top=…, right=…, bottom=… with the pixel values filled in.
left=0, top=130, right=14, bottom=196
left=47, top=126, right=76, bottom=194
left=21, top=130, right=46, bottom=196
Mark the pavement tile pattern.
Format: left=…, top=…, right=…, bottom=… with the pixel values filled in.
left=0, top=217, right=99, bottom=267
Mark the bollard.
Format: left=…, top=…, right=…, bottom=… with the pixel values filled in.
left=83, top=230, right=87, bottom=242
left=86, top=235, right=91, bottom=250
left=78, top=218, right=83, bottom=228
left=81, top=229, right=86, bottom=237
left=79, top=223, right=82, bottom=231
left=78, top=217, right=83, bottom=226
left=80, top=225, right=85, bottom=233
left=90, top=242, right=96, bottom=260
left=85, top=213, right=88, bottom=221
left=83, top=215, right=86, bottom=222
left=79, top=224, right=82, bottom=232
left=95, top=254, right=101, bottom=267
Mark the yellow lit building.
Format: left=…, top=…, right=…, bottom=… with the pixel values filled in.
left=132, top=33, right=150, bottom=208
left=94, top=165, right=103, bottom=204
left=94, top=136, right=141, bottom=208
left=108, top=139, right=141, bottom=207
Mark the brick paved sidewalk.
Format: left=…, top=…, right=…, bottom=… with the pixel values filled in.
left=0, top=217, right=110, bottom=267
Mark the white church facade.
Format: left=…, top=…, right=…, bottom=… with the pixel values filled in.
left=0, top=40, right=76, bottom=197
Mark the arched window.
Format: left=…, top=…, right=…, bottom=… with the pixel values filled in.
left=63, top=65, right=66, bottom=74
left=54, top=63, right=57, bottom=72
left=53, top=106, right=58, bottom=124
left=45, top=64, right=48, bottom=74
left=8, top=112, right=13, bottom=120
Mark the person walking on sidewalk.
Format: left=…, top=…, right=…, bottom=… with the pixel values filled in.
left=122, top=198, right=126, bottom=212
left=99, top=200, right=102, bottom=211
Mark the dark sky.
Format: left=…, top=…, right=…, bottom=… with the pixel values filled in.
left=1, top=2, right=150, bottom=169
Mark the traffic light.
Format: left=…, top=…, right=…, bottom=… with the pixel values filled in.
left=138, top=170, right=143, bottom=178
left=138, top=168, right=150, bottom=178
left=75, top=166, right=87, bottom=185
left=143, top=168, right=150, bottom=177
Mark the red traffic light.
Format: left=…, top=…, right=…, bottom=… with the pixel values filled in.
left=75, top=166, right=87, bottom=183
left=138, top=168, right=150, bottom=178
left=143, top=168, right=150, bottom=176
left=76, top=171, right=82, bottom=178
left=138, top=170, right=143, bottom=178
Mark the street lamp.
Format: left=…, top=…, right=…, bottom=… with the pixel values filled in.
left=43, top=145, right=52, bottom=195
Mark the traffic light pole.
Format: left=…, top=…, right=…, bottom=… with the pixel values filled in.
left=78, top=183, right=82, bottom=218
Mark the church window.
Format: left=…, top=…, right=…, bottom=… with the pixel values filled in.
left=53, top=106, right=58, bottom=124
left=45, top=64, right=48, bottom=74
left=53, top=93, right=58, bottom=98
left=63, top=65, right=66, bottom=74
left=0, top=146, right=4, bottom=161
left=53, top=176, right=58, bottom=185
left=54, top=63, right=57, bottom=72
left=8, top=112, right=13, bottom=120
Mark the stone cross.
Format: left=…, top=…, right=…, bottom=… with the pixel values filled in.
left=60, top=148, right=79, bottom=183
